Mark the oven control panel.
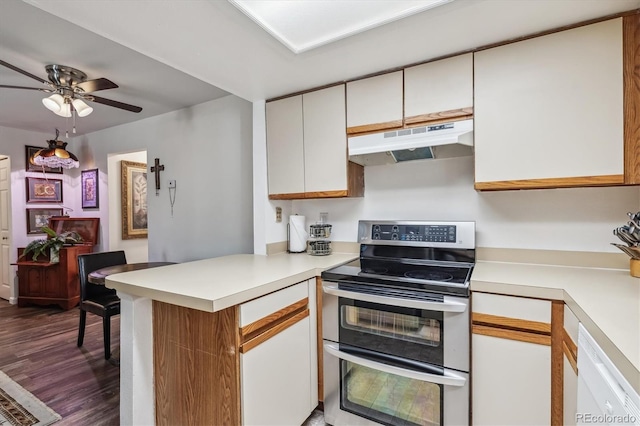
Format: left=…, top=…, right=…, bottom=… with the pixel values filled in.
left=359, top=220, right=475, bottom=249
left=371, top=224, right=456, bottom=242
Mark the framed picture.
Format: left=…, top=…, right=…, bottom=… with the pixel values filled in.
left=25, top=145, right=62, bottom=174
left=121, top=160, right=147, bottom=239
left=26, top=177, right=63, bottom=203
left=26, top=208, right=63, bottom=234
left=81, top=168, right=99, bottom=209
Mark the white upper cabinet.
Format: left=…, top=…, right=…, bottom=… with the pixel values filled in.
left=346, top=71, right=403, bottom=133
left=474, top=18, right=625, bottom=190
left=404, top=53, right=473, bottom=125
left=266, top=85, right=364, bottom=199
left=303, top=85, right=348, bottom=194
left=266, top=95, right=305, bottom=196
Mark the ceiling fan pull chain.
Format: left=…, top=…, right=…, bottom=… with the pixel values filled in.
left=72, top=109, right=77, bottom=134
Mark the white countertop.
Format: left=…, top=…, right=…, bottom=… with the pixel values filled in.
left=106, top=250, right=639, bottom=393
left=472, top=260, right=640, bottom=393
left=106, top=252, right=357, bottom=312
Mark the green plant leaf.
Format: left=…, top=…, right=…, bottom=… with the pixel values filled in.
left=19, top=227, right=84, bottom=262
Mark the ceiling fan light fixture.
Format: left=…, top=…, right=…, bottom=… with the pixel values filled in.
left=53, top=100, right=72, bottom=118
left=71, top=98, right=93, bottom=117
left=42, top=93, right=64, bottom=113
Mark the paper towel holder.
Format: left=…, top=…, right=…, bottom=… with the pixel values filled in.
left=287, top=219, right=307, bottom=254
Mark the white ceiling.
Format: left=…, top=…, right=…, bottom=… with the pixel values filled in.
left=227, top=0, right=454, bottom=53
left=3, top=0, right=640, bottom=137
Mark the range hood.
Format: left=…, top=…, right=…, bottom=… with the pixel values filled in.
left=348, top=119, right=473, bottom=166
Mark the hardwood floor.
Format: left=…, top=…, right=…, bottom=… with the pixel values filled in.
left=0, top=300, right=120, bottom=425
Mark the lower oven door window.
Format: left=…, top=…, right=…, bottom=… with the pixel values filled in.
left=341, top=359, right=442, bottom=426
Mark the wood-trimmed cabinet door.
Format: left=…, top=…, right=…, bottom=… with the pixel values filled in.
left=239, top=281, right=314, bottom=426
left=346, top=71, right=403, bottom=135
left=303, top=85, right=348, bottom=197
left=266, top=86, right=363, bottom=200
left=474, top=18, right=628, bottom=191
left=471, top=293, right=552, bottom=425
left=266, top=95, right=305, bottom=198
left=404, top=53, right=473, bottom=126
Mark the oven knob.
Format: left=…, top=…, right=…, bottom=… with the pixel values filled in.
left=392, top=225, right=399, bottom=232
left=373, top=233, right=380, bottom=240
left=374, top=225, right=381, bottom=232
left=392, top=233, right=398, bottom=240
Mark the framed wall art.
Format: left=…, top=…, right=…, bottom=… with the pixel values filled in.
left=25, top=177, right=63, bottom=203
left=81, top=168, right=99, bottom=209
left=26, top=208, right=63, bottom=234
left=121, top=160, right=148, bottom=239
left=25, top=145, right=62, bottom=174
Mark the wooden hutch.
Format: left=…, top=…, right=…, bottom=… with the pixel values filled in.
left=17, top=217, right=100, bottom=310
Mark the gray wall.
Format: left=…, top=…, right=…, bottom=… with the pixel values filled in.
left=77, top=94, right=254, bottom=262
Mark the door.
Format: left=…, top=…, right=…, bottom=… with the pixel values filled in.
left=0, top=157, right=11, bottom=301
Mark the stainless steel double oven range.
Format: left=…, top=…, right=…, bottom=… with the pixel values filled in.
left=321, top=220, right=475, bottom=426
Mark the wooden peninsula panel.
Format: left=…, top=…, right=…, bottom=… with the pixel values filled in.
left=153, top=301, right=240, bottom=426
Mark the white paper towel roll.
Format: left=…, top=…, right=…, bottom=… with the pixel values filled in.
left=289, top=215, right=307, bottom=253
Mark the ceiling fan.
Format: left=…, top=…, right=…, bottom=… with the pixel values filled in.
left=0, top=59, right=143, bottom=117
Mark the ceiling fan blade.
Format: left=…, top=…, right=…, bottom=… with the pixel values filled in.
left=76, top=78, right=118, bottom=93
left=89, top=95, right=142, bottom=113
left=0, top=84, right=50, bottom=92
left=0, top=60, right=48, bottom=85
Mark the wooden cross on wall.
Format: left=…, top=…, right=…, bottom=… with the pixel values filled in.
left=150, top=158, right=164, bottom=196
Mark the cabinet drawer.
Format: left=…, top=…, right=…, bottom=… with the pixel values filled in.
left=240, top=281, right=309, bottom=327
left=472, top=292, right=550, bottom=323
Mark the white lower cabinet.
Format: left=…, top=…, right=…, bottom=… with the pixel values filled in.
left=242, top=317, right=312, bottom=425
left=563, top=305, right=579, bottom=425
left=472, top=334, right=551, bottom=425
left=472, top=292, right=552, bottom=425
left=564, top=355, right=578, bottom=425
left=239, top=280, right=316, bottom=426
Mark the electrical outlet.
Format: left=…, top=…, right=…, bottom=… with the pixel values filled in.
left=276, top=207, right=282, bottom=223
left=168, top=180, right=176, bottom=189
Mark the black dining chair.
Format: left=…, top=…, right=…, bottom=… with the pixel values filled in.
left=77, top=250, right=127, bottom=360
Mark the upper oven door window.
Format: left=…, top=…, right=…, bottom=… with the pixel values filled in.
left=339, top=298, right=443, bottom=366
left=341, top=304, right=441, bottom=347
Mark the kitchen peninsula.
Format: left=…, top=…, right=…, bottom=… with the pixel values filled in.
left=107, top=250, right=640, bottom=426
left=105, top=252, right=357, bottom=426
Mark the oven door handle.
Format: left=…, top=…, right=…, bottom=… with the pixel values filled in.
left=324, top=342, right=467, bottom=387
left=322, top=283, right=467, bottom=313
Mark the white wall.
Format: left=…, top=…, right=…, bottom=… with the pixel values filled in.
left=107, top=151, right=148, bottom=263
left=262, top=156, right=640, bottom=254
left=79, top=95, right=254, bottom=263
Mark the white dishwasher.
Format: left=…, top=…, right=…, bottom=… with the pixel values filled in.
left=577, top=324, right=640, bottom=425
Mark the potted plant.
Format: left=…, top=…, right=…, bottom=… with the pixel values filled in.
left=20, top=226, right=84, bottom=263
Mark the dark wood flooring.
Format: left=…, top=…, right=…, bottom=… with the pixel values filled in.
left=0, top=300, right=120, bottom=425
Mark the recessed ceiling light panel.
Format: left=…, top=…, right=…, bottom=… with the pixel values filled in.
left=228, top=0, right=454, bottom=54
